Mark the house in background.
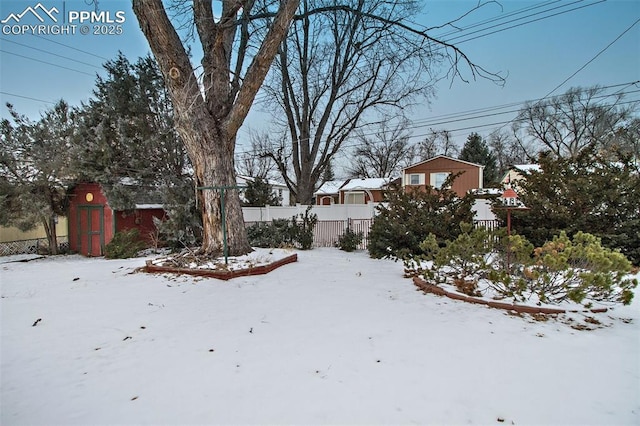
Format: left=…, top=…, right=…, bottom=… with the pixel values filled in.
left=338, top=178, right=390, bottom=204
left=313, top=178, right=391, bottom=205
left=236, top=175, right=291, bottom=206
left=67, top=182, right=166, bottom=256
left=315, top=180, right=344, bottom=205
left=501, top=164, right=541, bottom=187
left=402, top=155, right=484, bottom=197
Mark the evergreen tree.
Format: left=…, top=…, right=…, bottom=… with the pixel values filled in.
left=505, top=149, right=640, bottom=265
left=243, top=177, right=281, bottom=207
left=74, top=53, right=188, bottom=191
left=459, top=133, right=498, bottom=186
left=74, top=53, right=200, bottom=245
left=0, top=101, right=76, bottom=254
left=368, top=174, right=475, bottom=259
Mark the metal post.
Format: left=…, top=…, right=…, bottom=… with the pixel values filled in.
left=197, top=184, right=247, bottom=265
left=506, top=207, right=511, bottom=273
left=220, top=187, right=228, bottom=265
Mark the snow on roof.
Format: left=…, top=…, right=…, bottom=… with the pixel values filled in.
left=314, top=180, right=345, bottom=195
left=512, top=164, right=541, bottom=173
left=134, top=204, right=164, bottom=210
left=236, top=175, right=287, bottom=188
left=340, top=178, right=390, bottom=191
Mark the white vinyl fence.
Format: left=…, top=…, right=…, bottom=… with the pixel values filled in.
left=243, top=203, right=377, bottom=250
left=243, top=202, right=501, bottom=250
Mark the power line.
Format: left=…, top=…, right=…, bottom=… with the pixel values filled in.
left=28, top=33, right=111, bottom=62
left=418, top=0, right=563, bottom=39
left=243, top=82, right=640, bottom=148
left=0, top=50, right=96, bottom=77
left=249, top=1, right=605, bottom=109
left=442, top=0, right=605, bottom=45
left=542, top=17, right=640, bottom=98
left=0, top=38, right=102, bottom=69
left=234, top=92, right=640, bottom=157
left=0, top=91, right=56, bottom=105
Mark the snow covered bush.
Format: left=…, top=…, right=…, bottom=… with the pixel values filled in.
left=368, top=184, right=474, bottom=259
left=408, top=228, right=638, bottom=306
left=246, top=207, right=318, bottom=250
left=246, top=219, right=297, bottom=248
left=523, top=232, right=637, bottom=305
left=295, top=206, right=318, bottom=250
left=104, top=229, right=146, bottom=259
left=337, top=226, right=363, bottom=252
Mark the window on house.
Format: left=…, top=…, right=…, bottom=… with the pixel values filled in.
left=430, top=172, right=451, bottom=189
left=409, top=174, right=421, bottom=185
left=344, top=192, right=365, bottom=204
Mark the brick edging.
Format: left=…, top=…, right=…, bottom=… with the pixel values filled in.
left=412, top=276, right=608, bottom=315
left=144, top=253, right=298, bottom=280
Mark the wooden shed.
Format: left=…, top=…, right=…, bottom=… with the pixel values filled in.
left=402, top=156, right=484, bottom=197
left=67, top=182, right=166, bottom=256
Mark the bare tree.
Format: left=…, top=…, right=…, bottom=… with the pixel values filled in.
left=132, top=0, right=300, bottom=256
left=236, top=132, right=278, bottom=180
left=512, top=86, right=636, bottom=159
left=487, top=130, right=533, bottom=175
left=414, top=128, right=459, bottom=160
left=260, top=0, right=503, bottom=203
left=348, top=118, right=414, bottom=178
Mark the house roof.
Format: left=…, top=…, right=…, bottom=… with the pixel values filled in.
left=340, top=178, right=390, bottom=191
left=314, top=180, right=345, bottom=195
left=236, top=175, right=287, bottom=188
left=402, top=155, right=484, bottom=171
left=501, top=164, right=541, bottom=183
left=511, top=164, right=541, bottom=173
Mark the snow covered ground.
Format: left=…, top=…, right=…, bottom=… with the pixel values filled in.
left=1, top=248, right=638, bottom=425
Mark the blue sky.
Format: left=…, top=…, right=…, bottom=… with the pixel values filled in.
left=1, top=0, right=638, bottom=152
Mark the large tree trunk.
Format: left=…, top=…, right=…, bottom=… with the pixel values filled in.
left=191, top=129, right=250, bottom=257
left=133, top=0, right=299, bottom=257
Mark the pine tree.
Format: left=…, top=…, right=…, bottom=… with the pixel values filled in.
left=243, top=177, right=281, bottom=207
left=459, top=133, right=498, bottom=186
left=0, top=101, right=76, bottom=254
left=506, top=149, right=640, bottom=265
left=72, top=53, right=200, bottom=246
left=368, top=174, right=475, bottom=259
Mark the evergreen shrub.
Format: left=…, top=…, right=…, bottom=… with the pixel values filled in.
left=368, top=182, right=474, bottom=259
left=337, top=226, right=364, bottom=252
left=407, top=227, right=638, bottom=306
left=246, top=206, right=318, bottom=250
left=104, top=229, right=146, bottom=259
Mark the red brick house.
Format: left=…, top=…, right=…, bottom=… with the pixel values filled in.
left=402, top=156, right=483, bottom=197
left=67, top=182, right=166, bottom=256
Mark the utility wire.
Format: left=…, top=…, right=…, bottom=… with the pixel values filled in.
left=1, top=38, right=102, bottom=69
left=0, top=91, right=56, bottom=105
left=234, top=94, right=640, bottom=157
left=28, top=33, right=111, bottom=62
left=0, top=50, right=96, bottom=77
left=240, top=82, right=640, bottom=149
left=542, top=17, right=640, bottom=98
